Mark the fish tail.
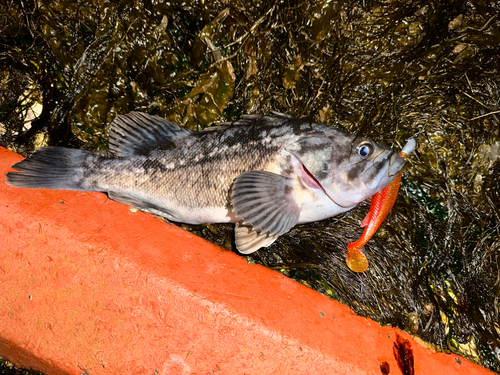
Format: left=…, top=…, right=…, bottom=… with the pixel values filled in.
left=6, top=146, right=97, bottom=191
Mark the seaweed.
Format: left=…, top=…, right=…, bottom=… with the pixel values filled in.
left=1, top=0, right=499, bottom=372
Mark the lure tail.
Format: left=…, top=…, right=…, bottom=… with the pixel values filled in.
left=346, top=242, right=370, bottom=273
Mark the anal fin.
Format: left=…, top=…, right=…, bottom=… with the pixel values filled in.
left=108, top=192, right=179, bottom=221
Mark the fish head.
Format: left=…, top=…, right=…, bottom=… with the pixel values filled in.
left=288, top=131, right=405, bottom=208
left=324, top=136, right=405, bottom=207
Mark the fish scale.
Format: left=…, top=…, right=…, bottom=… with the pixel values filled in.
left=6, top=111, right=406, bottom=258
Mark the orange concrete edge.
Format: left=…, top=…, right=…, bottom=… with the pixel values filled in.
left=0, top=146, right=493, bottom=375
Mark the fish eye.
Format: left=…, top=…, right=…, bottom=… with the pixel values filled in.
left=357, top=142, right=373, bottom=158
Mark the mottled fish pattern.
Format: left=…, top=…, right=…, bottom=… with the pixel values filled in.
left=6, top=111, right=406, bottom=254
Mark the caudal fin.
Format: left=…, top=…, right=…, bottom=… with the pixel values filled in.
left=6, top=146, right=95, bottom=191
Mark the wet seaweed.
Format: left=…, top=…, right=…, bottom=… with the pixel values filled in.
left=1, top=0, right=499, bottom=372
left=0, top=356, right=44, bottom=375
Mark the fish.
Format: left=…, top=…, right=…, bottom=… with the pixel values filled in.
left=346, top=138, right=417, bottom=272
left=6, top=111, right=407, bottom=256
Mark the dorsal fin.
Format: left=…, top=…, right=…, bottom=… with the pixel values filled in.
left=202, top=114, right=263, bottom=132
left=203, top=113, right=292, bottom=132
left=108, top=112, right=194, bottom=157
left=269, top=110, right=296, bottom=119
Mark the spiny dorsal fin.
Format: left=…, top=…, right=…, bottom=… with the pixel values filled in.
left=203, top=113, right=292, bottom=132
left=269, top=110, right=296, bottom=119
left=202, top=114, right=263, bottom=132
left=108, top=112, right=194, bottom=157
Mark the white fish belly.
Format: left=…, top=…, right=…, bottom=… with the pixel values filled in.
left=291, top=175, right=354, bottom=224
left=169, top=204, right=233, bottom=225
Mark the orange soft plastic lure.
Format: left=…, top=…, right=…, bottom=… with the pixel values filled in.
left=346, top=138, right=416, bottom=272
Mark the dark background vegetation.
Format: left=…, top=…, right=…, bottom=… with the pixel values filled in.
left=1, top=0, right=499, bottom=373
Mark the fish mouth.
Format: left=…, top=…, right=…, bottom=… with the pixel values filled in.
left=361, top=150, right=405, bottom=190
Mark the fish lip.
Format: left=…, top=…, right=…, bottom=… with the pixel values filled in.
left=386, top=151, right=406, bottom=175
left=377, top=149, right=407, bottom=175
left=391, top=151, right=406, bottom=174
left=360, top=150, right=406, bottom=191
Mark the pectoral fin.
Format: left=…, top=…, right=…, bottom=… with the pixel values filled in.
left=234, top=222, right=279, bottom=254
left=231, top=171, right=301, bottom=254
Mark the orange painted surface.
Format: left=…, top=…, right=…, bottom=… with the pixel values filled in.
left=0, top=146, right=493, bottom=375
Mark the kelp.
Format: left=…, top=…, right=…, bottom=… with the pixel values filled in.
left=1, top=0, right=499, bottom=372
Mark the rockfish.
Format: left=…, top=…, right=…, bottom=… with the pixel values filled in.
left=6, top=112, right=406, bottom=255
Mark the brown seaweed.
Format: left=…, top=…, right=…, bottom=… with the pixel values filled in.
left=1, top=0, right=499, bottom=372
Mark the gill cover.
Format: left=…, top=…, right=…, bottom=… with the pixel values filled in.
left=286, top=136, right=359, bottom=208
